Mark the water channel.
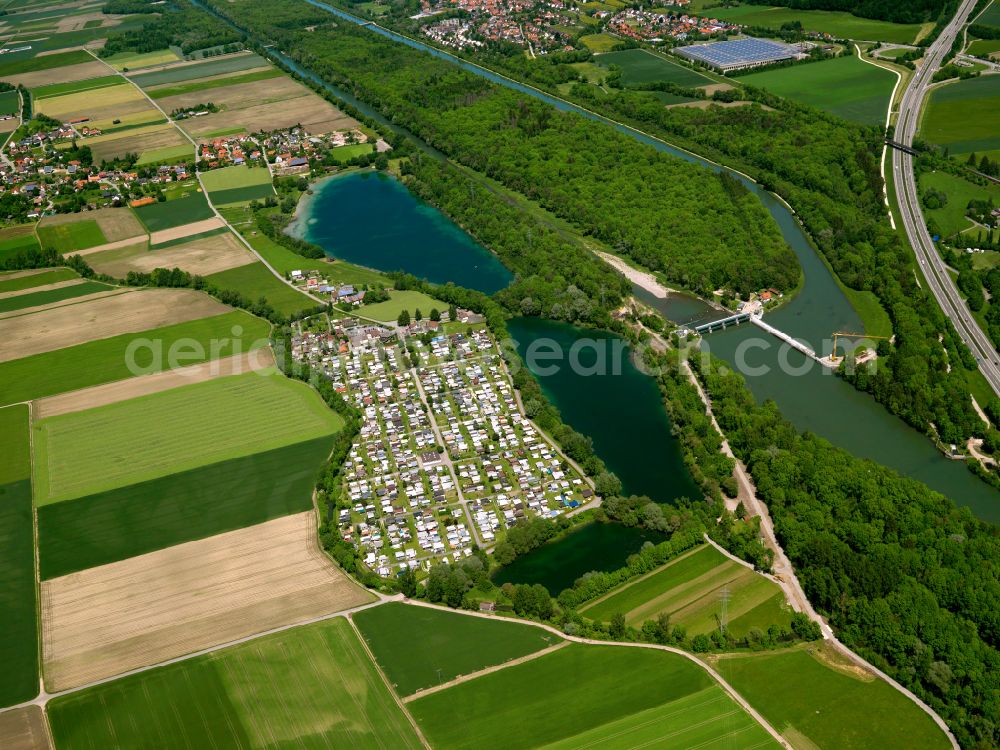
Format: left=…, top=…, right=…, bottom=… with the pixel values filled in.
left=291, top=171, right=512, bottom=294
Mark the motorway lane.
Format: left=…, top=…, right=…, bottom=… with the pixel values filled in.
left=892, top=0, right=1000, bottom=396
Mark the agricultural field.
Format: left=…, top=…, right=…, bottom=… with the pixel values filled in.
left=34, top=81, right=151, bottom=123
left=355, top=602, right=560, bottom=696
left=37, top=433, right=336, bottom=578
left=148, top=216, right=225, bottom=245
left=968, top=37, right=1000, bottom=57
left=714, top=644, right=952, bottom=750
left=0, top=89, right=19, bottom=118
left=0, top=266, right=78, bottom=293
left=47, top=618, right=423, bottom=749
left=33, top=370, right=344, bottom=504
left=37, top=218, right=106, bottom=253
left=0, top=225, right=40, bottom=263
left=0, top=308, right=269, bottom=404
left=580, top=33, right=620, bottom=52
left=0, top=48, right=90, bottom=77
left=146, top=67, right=284, bottom=99
left=103, top=48, right=182, bottom=71
left=87, top=230, right=254, bottom=277
left=921, top=74, right=1000, bottom=160
left=199, top=164, right=275, bottom=206
left=42, top=511, right=373, bottom=690
left=0, top=707, right=51, bottom=750
left=409, top=642, right=778, bottom=750
left=0, top=279, right=116, bottom=314
left=919, top=170, right=1000, bottom=239
left=133, top=188, right=215, bottom=232
left=136, top=142, right=193, bottom=165
left=740, top=53, right=896, bottom=125
left=360, top=289, right=447, bottom=323
left=79, top=122, right=189, bottom=163
left=39, top=207, right=145, bottom=244
left=975, top=0, right=1000, bottom=28
left=581, top=543, right=793, bottom=637
left=0, top=405, right=39, bottom=708
left=180, top=91, right=356, bottom=139
left=3, top=59, right=111, bottom=89
left=160, top=75, right=310, bottom=119
left=128, top=52, right=272, bottom=88
left=0, top=288, right=229, bottom=362
left=206, top=261, right=319, bottom=316
left=30, top=74, right=122, bottom=99
left=692, top=4, right=926, bottom=44
left=595, top=48, right=715, bottom=87
left=239, top=226, right=389, bottom=286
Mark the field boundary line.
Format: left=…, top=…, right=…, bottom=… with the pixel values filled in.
left=579, top=543, right=707, bottom=612
left=401, top=641, right=569, bottom=703
left=400, top=598, right=792, bottom=749
left=346, top=614, right=432, bottom=749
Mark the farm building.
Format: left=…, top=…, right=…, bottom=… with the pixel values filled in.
left=675, top=37, right=804, bottom=73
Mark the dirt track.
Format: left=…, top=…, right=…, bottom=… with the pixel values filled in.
left=0, top=706, right=51, bottom=750
left=34, top=349, right=275, bottom=418
left=42, top=511, right=374, bottom=692
left=0, top=288, right=229, bottom=362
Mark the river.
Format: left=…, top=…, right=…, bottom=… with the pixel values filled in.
left=290, top=171, right=512, bottom=294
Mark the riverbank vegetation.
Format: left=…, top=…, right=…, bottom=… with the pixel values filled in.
left=694, top=354, right=999, bottom=748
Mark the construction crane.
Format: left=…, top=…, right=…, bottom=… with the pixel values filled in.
left=830, top=332, right=890, bottom=362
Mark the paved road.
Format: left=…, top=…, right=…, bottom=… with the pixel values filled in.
left=892, top=0, right=1000, bottom=395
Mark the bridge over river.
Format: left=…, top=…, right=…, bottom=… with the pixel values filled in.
left=694, top=313, right=835, bottom=368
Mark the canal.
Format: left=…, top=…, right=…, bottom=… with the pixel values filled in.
left=290, top=171, right=512, bottom=294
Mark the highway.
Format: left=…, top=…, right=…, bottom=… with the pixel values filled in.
left=892, top=0, right=1000, bottom=396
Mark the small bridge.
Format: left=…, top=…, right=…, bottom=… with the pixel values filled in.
left=885, top=138, right=918, bottom=156
left=693, top=312, right=752, bottom=334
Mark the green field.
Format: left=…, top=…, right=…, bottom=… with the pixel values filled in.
left=38, top=434, right=333, bottom=578
left=920, top=170, right=1000, bottom=239
left=0, top=280, right=114, bottom=313
left=136, top=143, right=194, bottom=166
left=410, top=643, right=776, bottom=750
left=0, top=310, right=270, bottom=405
left=207, top=261, right=318, bottom=316
left=582, top=543, right=793, bottom=637
left=715, top=645, right=951, bottom=750
left=200, top=165, right=275, bottom=206
left=32, top=74, right=123, bottom=99
left=48, top=619, right=422, bottom=749
left=151, top=225, right=227, bottom=249
left=0, top=49, right=90, bottom=76
left=147, top=67, right=283, bottom=99
left=130, top=53, right=270, bottom=88
left=360, top=289, right=445, bottom=322
left=0, top=405, right=38, bottom=708
left=740, top=53, right=896, bottom=125
left=580, top=33, right=620, bottom=53
left=0, top=227, right=40, bottom=263
left=329, top=143, right=375, bottom=161
left=354, top=602, right=559, bottom=696
left=968, top=38, right=1000, bottom=56
left=922, top=75, right=1000, bottom=159
left=37, top=219, right=107, bottom=252
left=595, top=48, right=715, bottom=88
left=694, top=4, right=924, bottom=44
left=976, top=0, right=1000, bottom=27
left=0, top=266, right=77, bottom=293
left=104, top=48, right=181, bottom=71
left=0, top=88, right=19, bottom=115
left=133, top=190, right=215, bottom=231
left=34, top=370, right=342, bottom=504
left=237, top=225, right=389, bottom=285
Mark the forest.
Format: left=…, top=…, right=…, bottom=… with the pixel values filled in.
left=204, top=0, right=799, bottom=299
left=742, top=0, right=954, bottom=25
left=695, top=354, right=999, bottom=749
left=100, top=0, right=243, bottom=56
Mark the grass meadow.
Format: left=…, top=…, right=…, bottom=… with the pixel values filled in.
left=136, top=143, right=195, bottom=166
left=919, top=170, right=1000, bottom=239
left=0, top=280, right=115, bottom=314
left=0, top=226, right=40, bottom=263
left=694, top=4, right=924, bottom=44
left=581, top=544, right=792, bottom=637
left=206, top=261, right=319, bottom=316
left=37, top=219, right=107, bottom=253
left=0, top=310, right=271, bottom=405
left=48, top=619, right=423, bottom=749
left=200, top=165, right=275, bottom=206
left=715, top=645, right=952, bottom=750
left=595, top=48, right=715, bottom=87
left=922, top=75, right=1000, bottom=159
left=409, top=643, right=769, bottom=750
left=147, top=67, right=283, bottom=99
left=38, top=435, right=333, bottom=578
left=0, top=405, right=38, bottom=708
left=360, top=290, right=446, bottom=323
left=0, top=267, right=77, bottom=293
left=740, top=53, right=896, bottom=125
left=579, top=33, right=620, bottom=53
left=130, top=53, right=271, bottom=88
left=354, top=602, right=559, bottom=696
left=34, top=370, right=343, bottom=504
left=133, top=191, right=215, bottom=232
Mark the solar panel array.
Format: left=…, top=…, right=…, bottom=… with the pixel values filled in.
left=676, top=38, right=799, bottom=70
